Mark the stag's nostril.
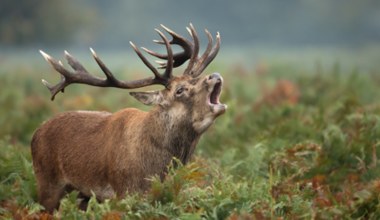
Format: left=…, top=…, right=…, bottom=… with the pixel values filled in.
left=209, top=72, right=221, bottom=80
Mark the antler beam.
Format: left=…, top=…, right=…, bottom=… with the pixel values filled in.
left=40, top=49, right=164, bottom=100
left=40, top=29, right=176, bottom=100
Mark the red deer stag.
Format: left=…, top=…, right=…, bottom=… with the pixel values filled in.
left=31, top=24, right=226, bottom=213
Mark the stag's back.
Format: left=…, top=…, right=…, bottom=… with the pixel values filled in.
left=32, top=111, right=112, bottom=186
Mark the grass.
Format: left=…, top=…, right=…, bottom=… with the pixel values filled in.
left=1, top=59, right=380, bottom=219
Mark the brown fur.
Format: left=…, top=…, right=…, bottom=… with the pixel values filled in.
left=31, top=74, right=226, bottom=213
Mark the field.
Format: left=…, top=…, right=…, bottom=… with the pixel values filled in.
left=1, top=54, right=380, bottom=219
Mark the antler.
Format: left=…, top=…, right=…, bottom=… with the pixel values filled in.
left=40, top=29, right=174, bottom=101
left=142, top=23, right=221, bottom=78
left=142, top=24, right=193, bottom=68
left=40, top=24, right=221, bottom=100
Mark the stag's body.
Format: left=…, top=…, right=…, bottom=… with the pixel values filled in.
left=32, top=24, right=225, bottom=213
left=32, top=106, right=199, bottom=210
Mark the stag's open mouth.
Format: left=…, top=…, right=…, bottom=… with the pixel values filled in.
left=208, top=78, right=227, bottom=116
left=210, top=81, right=222, bottom=105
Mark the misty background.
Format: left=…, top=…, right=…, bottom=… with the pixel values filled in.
left=1, top=0, right=380, bottom=71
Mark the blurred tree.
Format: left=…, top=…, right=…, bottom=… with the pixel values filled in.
left=0, top=0, right=96, bottom=46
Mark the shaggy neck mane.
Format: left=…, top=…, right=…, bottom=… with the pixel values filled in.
left=142, top=106, right=200, bottom=164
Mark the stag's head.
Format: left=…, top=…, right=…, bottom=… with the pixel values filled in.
left=40, top=24, right=226, bottom=133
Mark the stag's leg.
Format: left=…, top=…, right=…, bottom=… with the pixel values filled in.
left=33, top=163, right=66, bottom=213
left=36, top=170, right=70, bottom=213
left=36, top=180, right=66, bottom=213
left=111, top=176, right=148, bottom=199
left=110, top=178, right=130, bottom=199
left=78, top=192, right=90, bottom=211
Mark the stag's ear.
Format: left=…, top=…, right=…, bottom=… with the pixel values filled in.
left=129, top=91, right=164, bottom=106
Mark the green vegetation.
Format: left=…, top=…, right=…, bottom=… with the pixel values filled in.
left=1, top=61, right=380, bottom=219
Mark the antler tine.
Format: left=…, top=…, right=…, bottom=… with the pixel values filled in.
left=40, top=50, right=72, bottom=100
left=142, top=47, right=167, bottom=59
left=184, top=23, right=200, bottom=75
left=142, top=24, right=193, bottom=68
left=155, top=29, right=173, bottom=79
left=193, top=29, right=213, bottom=74
left=155, top=60, right=167, bottom=68
left=41, top=76, right=66, bottom=101
left=129, top=42, right=164, bottom=82
left=196, top=32, right=221, bottom=74
left=64, top=50, right=87, bottom=73
left=90, top=47, right=165, bottom=88
left=90, top=48, right=122, bottom=86
left=202, top=30, right=214, bottom=59
left=160, top=24, right=188, bottom=45
left=162, top=24, right=193, bottom=68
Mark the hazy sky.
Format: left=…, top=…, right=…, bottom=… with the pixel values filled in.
left=73, top=0, right=380, bottom=49
left=2, top=0, right=379, bottom=71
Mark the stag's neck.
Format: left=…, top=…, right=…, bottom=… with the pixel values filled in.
left=142, top=106, right=200, bottom=164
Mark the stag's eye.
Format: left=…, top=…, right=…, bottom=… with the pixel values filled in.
left=176, top=87, right=184, bottom=96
